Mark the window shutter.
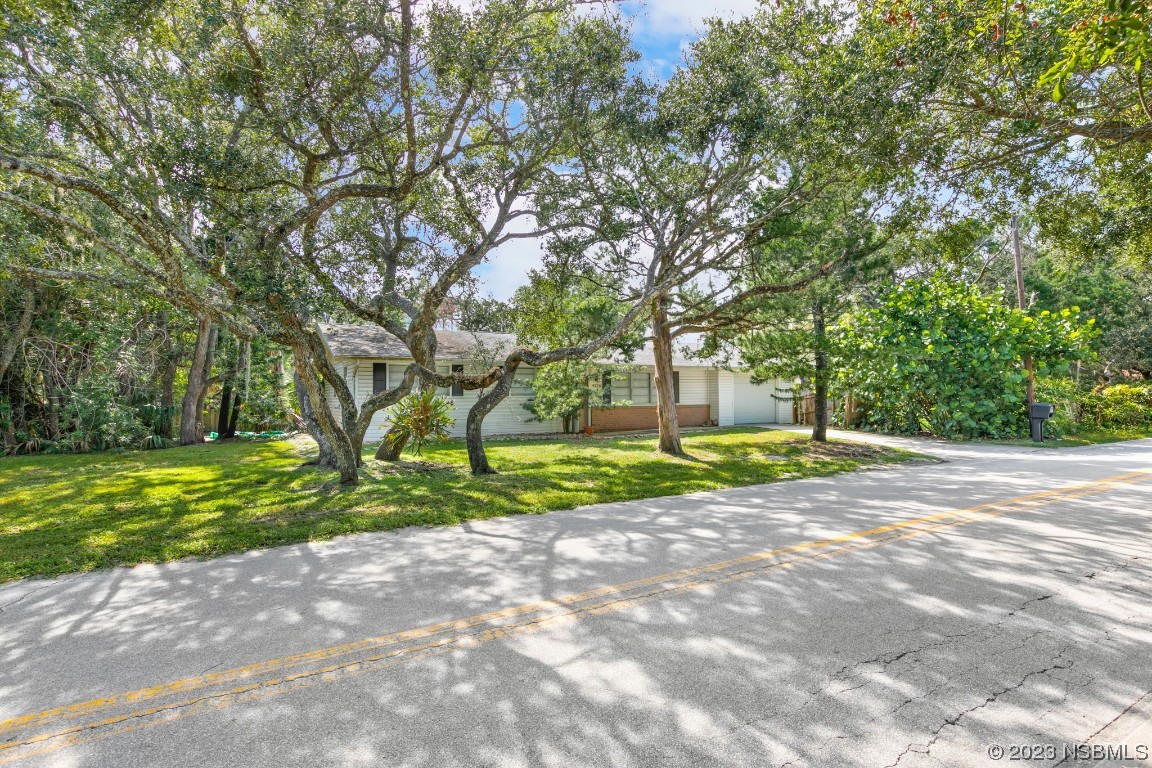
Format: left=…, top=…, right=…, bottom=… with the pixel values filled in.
left=673, top=371, right=680, bottom=403
left=451, top=364, right=464, bottom=397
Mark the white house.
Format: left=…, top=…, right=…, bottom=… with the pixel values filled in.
left=318, top=324, right=795, bottom=442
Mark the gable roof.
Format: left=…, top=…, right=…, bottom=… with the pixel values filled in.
left=317, top=323, right=726, bottom=368
left=318, top=324, right=516, bottom=360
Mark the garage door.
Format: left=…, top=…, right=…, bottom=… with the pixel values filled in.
left=733, top=373, right=780, bottom=424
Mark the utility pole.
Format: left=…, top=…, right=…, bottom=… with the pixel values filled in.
left=1011, top=215, right=1036, bottom=406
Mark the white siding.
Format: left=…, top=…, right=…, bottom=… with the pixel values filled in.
left=717, top=371, right=735, bottom=426
left=356, top=362, right=373, bottom=404
left=733, top=373, right=778, bottom=424
left=324, top=358, right=731, bottom=439
left=673, top=367, right=711, bottom=407
left=705, top=369, right=719, bottom=421
left=326, top=358, right=564, bottom=441
left=323, top=363, right=352, bottom=421
left=776, top=379, right=796, bottom=424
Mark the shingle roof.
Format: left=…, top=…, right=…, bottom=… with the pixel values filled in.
left=603, top=346, right=720, bottom=368
left=318, top=324, right=516, bottom=360
left=317, top=323, right=725, bottom=367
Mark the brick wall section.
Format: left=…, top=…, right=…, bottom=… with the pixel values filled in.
left=589, top=405, right=711, bottom=432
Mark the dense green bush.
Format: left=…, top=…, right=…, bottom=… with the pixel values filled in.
left=1079, top=383, right=1152, bottom=428
left=837, top=275, right=1098, bottom=439
left=55, top=373, right=146, bottom=452
left=1034, top=376, right=1085, bottom=437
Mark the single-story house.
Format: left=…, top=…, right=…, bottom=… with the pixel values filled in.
left=318, top=324, right=796, bottom=442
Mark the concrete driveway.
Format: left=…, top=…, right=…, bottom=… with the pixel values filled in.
left=1, top=433, right=1150, bottom=767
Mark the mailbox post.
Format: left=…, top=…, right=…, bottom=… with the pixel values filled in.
left=1029, top=403, right=1055, bottom=442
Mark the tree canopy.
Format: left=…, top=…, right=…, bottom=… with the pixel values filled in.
left=1, top=0, right=1147, bottom=476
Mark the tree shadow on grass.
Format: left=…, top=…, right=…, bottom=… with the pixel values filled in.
left=0, top=432, right=909, bottom=583
left=1, top=463, right=1149, bottom=766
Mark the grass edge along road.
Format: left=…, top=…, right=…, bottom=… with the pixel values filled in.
left=988, top=427, right=1152, bottom=448
left=1, top=469, right=1149, bottom=764
left=0, top=428, right=922, bottom=583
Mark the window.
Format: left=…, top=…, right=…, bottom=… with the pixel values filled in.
left=435, top=365, right=451, bottom=397
left=629, top=372, right=653, bottom=404
left=511, top=370, right=535, bottom=398
left=598, top=371, right=655, bottom=405
left=451, top=364, right=465, bottom=397
left=386, top=362, right=448, bottom=392
left=372, top=363, right=388, bottom=394
left=388, top=363, right=408, bottom=391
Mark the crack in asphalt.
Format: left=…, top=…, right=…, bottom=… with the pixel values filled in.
left=637, top=546, right=1151, bottom=768
left=1051, top=686, right=1152, bottom=766
left=0, top=584, right=52, bottom=614
left=1003, top=593, right=1054, bottom=618
left=7, top=468, right=1152, bottom=766
left=885, top=648, right=1075, bottom=767
left=830, top=631, right=975, bottom=682
left=831, top=590, right=1061, bottom=686
left=989, top=628, right=1049, bottom=657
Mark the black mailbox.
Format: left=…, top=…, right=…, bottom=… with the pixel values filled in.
left=1029, top=402, right=1055, bottom=441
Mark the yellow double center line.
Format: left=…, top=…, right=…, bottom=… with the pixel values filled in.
left=2, top=470, right=1149, bottom=762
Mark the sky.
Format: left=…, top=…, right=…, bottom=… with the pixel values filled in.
left=473, top=0, right=759, bottom=301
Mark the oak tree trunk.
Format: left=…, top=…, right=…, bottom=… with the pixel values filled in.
left=292, top=353, right=359, bottom=485
left=465, top=364, right=517, bottom=475
left=193, top=326, right=218, bottom=442
left=179, top=317, right=214, bottom=445
left=217, top=383, right=233, bottom=437
left=374, top=426, right=409, bottom=460
left=43, top=346, right=62, bottom=440
left=226, top=394, right=241, bottom=438
left=0, top=288, right=34, bottom=384
left=157, top=326, right=178, bottom=439
left=375, top=331, right=436, bottom=461
left=811, top=301, right=829, bottom=443
left=294, top=370, right=336, bottom=468
left=651, top=297, right=683, bottom=456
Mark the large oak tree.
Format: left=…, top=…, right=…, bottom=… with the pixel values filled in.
left=0, top=0, right=639, bottom=481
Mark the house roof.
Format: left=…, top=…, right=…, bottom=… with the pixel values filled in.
left=317, top=323, right=725, bottom=368
left=603, top=346, right=721, bottom=369
left=318, top=324, right=516, bottom=360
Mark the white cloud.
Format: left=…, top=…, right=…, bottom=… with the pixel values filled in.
left=475, top=236, right=547, bottom=301
left=442, top=0, right=761, bottom=42
left=625, top=0, right=761, bottom=35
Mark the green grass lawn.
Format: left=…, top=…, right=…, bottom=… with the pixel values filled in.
left=0, top=428, right=921, bottom=583
left=989, top=427, right=1152, bottom=448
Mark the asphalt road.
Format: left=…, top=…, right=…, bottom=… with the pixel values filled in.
left=1, top=430, right=1151, bottom=768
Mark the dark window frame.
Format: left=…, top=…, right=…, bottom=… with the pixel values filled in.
left=372, top=363, right=389, bottom=394
left=451, top=364, right=465, bottom=397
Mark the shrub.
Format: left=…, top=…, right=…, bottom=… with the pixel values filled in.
left=57, top=373, right=150, bottom=452
left=1079, top=383, right=1152, bottom=428
left=837, top=275, right=1097, bottom=439
left=1035, top=376, right=1085, bottom=437
left=385, top=391, right=455, bottom=456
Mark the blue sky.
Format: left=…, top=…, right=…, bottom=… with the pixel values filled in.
left=474, top=0, right=759, bottom=301
left=621, top=0, right=759, bottom=77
